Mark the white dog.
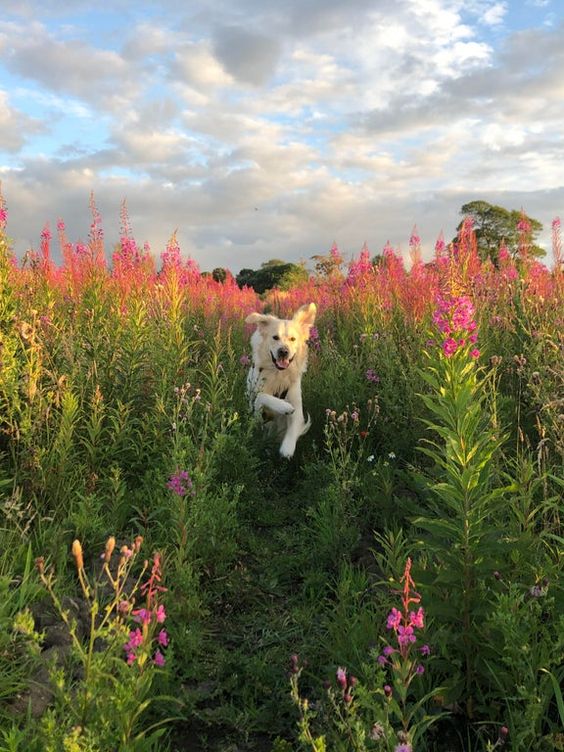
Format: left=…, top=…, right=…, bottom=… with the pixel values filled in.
left=245, top=303, right=317, bottom=458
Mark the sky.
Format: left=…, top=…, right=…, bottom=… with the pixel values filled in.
left=0, top=0, right=563, bottom=272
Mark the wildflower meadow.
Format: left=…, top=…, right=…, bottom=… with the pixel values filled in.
left=0, top=192, right=562, bottom=751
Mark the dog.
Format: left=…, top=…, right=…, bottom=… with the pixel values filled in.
left=245, top=303, right=317, bottom=458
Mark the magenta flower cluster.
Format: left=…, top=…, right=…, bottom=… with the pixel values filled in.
left=432, top=294, right=480, bottom=359
left=307, top=325, right=321, bottom=351
left=365, top=368, right=380, bottom=383
left=166, top=469, right=193, bottom=497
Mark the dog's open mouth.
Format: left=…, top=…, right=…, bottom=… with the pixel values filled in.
left=272, top=353, right=294, bottom=370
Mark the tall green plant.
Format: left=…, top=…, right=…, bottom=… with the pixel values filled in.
left=414, top=293, right=510, bottom=718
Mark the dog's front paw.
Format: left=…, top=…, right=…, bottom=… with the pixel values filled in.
left=279, top=439, right=296, bottom=459
left=281, top=401, right=295, bottom=415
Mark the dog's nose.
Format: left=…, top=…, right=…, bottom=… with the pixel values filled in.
left=278, top=346, right=289, bottom=359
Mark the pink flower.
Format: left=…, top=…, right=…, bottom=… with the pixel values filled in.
left=397, top=625, right=416, bottom=647
left=470, top=348, right=480, bottom=359
left=409, top=607, right=425, bottom=629
left=167, top=470, right=193, bottom=496
left=239, top=354, right=251, bottom=366
left=336, top=666, right=347, bottom=689
left=157, top=629, right=169, bottom=647
left=126, top=651, right=137, bottom=665
left=156, top=604, right=166, bottom=623
left=133, top=608, right=152, bottom=625
left=420, top=644, right=431, bottom=656
left=442, top=338, right=458, bottom=357
left=386, top=608, right=402, bottom=630
left=153, top=650, right=166, bottom=667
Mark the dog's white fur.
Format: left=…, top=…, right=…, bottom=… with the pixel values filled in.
left=245, top=303, right=317, bottom=458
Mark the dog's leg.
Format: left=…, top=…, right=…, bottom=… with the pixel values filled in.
left=254, top=393, right=295, bottom=416
left=278, top=384, right=308, bottom=458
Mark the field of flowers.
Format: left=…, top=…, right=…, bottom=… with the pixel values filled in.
left=0, top=193, right=562, bottom=752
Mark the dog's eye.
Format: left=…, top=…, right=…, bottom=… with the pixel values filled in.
left=290, top=337, right=296, bottom=342
left=272, top=335, right=280, bottom=341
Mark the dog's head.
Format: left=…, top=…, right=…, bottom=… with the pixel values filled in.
left=245, top=303, right=317, bottom=371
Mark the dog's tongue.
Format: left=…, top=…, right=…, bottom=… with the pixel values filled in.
left=276, top=357, right=290, bottom=369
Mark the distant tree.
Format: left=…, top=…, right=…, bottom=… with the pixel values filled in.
left=212, top=267, right=227, bottom=283
left=236, top=260, right=308, bottom=293
left=455, top=201, right=544, bottom=263
left=236, top=268, right=255, bottom=288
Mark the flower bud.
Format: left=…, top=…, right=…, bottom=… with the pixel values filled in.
left=104, top=536, right=116, bottom=563
left=72, top=539, right=84, bottom=571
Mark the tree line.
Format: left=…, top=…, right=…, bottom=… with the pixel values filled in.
left=209, top=201, right=545, bottom=292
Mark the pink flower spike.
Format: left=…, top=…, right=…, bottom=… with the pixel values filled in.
left=126, top=651, right=137, bottom=665
left=471, top=348, right=480, bottom=359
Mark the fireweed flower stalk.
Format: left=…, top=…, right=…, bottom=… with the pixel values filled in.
left=124, top=552, right=170, bottom=669
left=288, top=563, right=444, bottom=751
left=35, top=536, right=173, bottom=747
left=417, top=291, right=508, bottom=718
left=376, top=558, right=444, bottom=748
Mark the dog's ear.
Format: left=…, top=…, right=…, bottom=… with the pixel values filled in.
left=245, top=312, right=276, bottom=327
left=292, top=303, right=317, bottom=329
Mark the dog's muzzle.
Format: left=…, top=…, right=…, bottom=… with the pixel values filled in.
left=272, top=348, right=294, bottom=370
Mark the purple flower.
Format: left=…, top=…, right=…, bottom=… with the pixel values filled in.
left=167, top=469, right=193, bottom=497
left=157, top=629, right=169, bottom=647
left=395, top=744, right=412, bottom=752
left=336, top=666, right=347, bottom=689
left=239, top=354, right=251, bottom=366
left=365, top=368, right=380, bottom=383
left=133, top=608, right=151, bottom=625
left=416, top=664, right=425, bottom=675
left=386, top=608, right=402, bottom=630
left=420, top=644, right=431, bottom=656
left=397, top=625, right=416, bottom=647
left=153, top=650, right=166, bottom=667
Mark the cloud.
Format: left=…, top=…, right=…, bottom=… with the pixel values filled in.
left=0, top=90, right=44, bottom=151
left=212, top=26, right=282, bottom=85
left=0, top=1, right=562, bottom=271
left=0, top=20, right=140, bottom=111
